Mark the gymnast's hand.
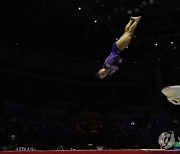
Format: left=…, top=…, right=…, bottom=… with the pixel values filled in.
left=118, top=59, right=122, bottom=63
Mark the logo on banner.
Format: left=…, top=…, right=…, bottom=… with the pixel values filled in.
left=158, top=131, right=175, bottom=149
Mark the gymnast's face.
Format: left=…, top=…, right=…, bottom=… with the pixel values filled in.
left=98, top=68, right=109, bottom=79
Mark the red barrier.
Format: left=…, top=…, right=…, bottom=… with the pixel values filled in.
left=0, top=149, right=179, bottom=154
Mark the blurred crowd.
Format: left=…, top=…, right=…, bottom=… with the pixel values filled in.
left=0, top=98, right=180, bottom=150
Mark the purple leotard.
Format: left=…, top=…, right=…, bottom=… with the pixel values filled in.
left=103, top=42, right=122, bottom=75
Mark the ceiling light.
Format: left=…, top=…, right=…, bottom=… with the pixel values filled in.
left=142, top=1, right=147, bottom=5
left=149, top=0, right=154, bottom=4
left=134, top=8, right=139, bottom=12
left=127, top=10, right=132, bottom=14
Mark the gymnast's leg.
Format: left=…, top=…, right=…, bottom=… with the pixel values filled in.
left=116, top=16, right=141, bottom=51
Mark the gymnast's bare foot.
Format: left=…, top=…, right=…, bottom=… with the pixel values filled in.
left=130, top=16, right=142, bottom=22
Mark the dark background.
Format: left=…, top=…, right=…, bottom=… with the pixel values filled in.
left=0, top=0, right=180, bottom=150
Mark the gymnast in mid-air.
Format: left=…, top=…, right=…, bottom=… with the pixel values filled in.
left=95, top=16, right=142, bottom=79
